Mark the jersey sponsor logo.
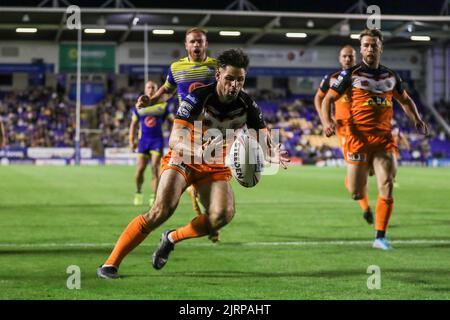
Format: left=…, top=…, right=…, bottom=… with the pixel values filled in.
left=188, top=82, right=205, bottom=93
left=338, top=93, right=351, bottom=102
left=144, top=116, right=157, bottom=127
left=362, top=96, right=392, bottom=108
left=177, top=101, right=194, bottom=118
left=347, top=152, right=367, bottom=162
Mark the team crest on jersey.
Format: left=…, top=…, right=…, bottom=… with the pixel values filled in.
left=177, top=101, right=194, bottom=118
left=347, top=152, right=367, bottom=162
left=144, top=116, right=156, bottom=127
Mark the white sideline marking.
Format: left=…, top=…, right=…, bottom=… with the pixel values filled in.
left=0, top=239, right=449, bottom=248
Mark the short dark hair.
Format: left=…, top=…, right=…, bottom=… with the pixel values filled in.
left=359, top=28, right=383, bottom=42
left=217, top=49, right=249, bottom=70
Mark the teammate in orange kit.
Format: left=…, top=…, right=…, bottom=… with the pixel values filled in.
left=314, top=45, right=374, bottom=224
left=322, top=29, right=428, bottom=250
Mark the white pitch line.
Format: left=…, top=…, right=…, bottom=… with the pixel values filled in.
left=0, top=239, right=449, bottom=248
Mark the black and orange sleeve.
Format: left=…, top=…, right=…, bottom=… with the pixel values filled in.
left=246, top=98, right=266, bottom=130
left=317, top=74, right=330, bottom=97
left=174, top=92, right=203, bottom=124
left=392, top=71, right=408, bottom=102
left=329, top=69, right=352, bottom=99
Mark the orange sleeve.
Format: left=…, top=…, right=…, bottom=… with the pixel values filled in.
left=316, top=88, right=326, bottom=98
left=328, top=88, right=342, bottom=99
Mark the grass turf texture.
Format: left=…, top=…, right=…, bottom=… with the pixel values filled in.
left=0, top=165, right=449, bottom=300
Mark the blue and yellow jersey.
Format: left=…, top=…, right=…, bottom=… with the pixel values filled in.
left=163, top=56, right=217, bottom=104
left=132, top=102, right=169, bottom=141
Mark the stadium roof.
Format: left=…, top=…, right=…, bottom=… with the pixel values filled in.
left=0, top=0, right=448, bottom=47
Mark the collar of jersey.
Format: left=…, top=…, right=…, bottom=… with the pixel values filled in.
left=186, top=56, right=211, bottom=64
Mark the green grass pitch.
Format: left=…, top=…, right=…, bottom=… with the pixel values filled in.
left=0, top=165, right=449, bottom=299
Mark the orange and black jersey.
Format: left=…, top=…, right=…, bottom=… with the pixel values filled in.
left=329, top=62, right=408, bottom=133
left=317, top=70, right=352, bottom=125
left=175, top=82, right=266, bottom=136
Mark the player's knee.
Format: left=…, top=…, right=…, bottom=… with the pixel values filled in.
left=208, top=208, right=234, bottom=230
left=151, top=164, right=159, bottom=175
left=379, top=178, right=394, bottom=195
left=144, top=201, right=175, bottom=224
left=136, top=166, right=146, bottom=175
left=351, top=192, right=364, bottom=200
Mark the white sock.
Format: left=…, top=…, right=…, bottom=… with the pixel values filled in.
left=167, top=231, right=175, bottom=244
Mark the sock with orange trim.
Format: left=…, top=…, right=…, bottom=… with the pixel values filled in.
left=169, top=214, right=210, bottom=243
left=375, top=196, right=394, bottom=238
left=358, top=193, right=370, bottom=212
left=104, top=215, right=151, bottom=268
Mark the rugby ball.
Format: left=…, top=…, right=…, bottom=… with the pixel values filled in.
left=227, top=132, right=264, bottom=188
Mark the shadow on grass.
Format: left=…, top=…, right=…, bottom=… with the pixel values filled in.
left=0, top=248, right=114, bottom=255
left=262, top=234, right=450, bottom=242
left=121, top=268, right=450, bottom=280
left=0, top=203, right=136, bottom=209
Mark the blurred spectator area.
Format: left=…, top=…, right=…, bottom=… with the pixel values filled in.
left=1, top=86, right=450, bottom=163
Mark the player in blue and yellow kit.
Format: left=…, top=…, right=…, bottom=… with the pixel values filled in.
left=143, top=27, right=219, bottom=239
left=130, top=80, right=172, bottom=206
left=148, top=27, right=217, bottom=106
